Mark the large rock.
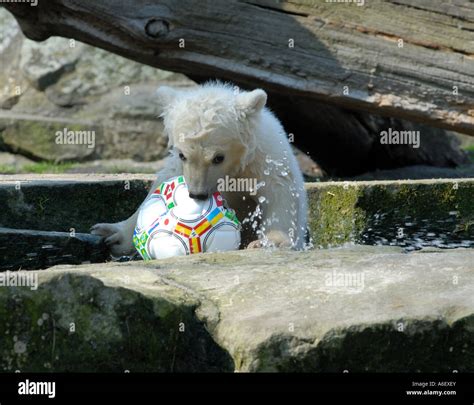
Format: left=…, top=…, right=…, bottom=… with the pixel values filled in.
left=19, top=37, right=83, bottom=91
left=0, top=8, right=193, bottom=163
left=0, top=115, right=99, bottom=161
left=0, top=247, right=473, bottom=372
left=0, top=108, right=169, bottom=162
left=0, top=152, right=34, bottom=172
left=0, top=265, right=232, bottom=372
left=0, top=8, right=26, bottom=109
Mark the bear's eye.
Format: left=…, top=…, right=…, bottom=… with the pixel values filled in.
left=178, top=152, right=187, bottom=161
left=212, top=155, right=225, bottom=165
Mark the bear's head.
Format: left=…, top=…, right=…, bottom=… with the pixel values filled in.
left=156, top=83, right=267, bottom=200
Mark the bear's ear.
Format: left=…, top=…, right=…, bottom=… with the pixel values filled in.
left=235, top=89, right=267, bottom=115
left=156, top=86, right=180, bottom=114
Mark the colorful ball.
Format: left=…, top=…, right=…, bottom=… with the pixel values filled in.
left=133, top=176, right=241, bottom=260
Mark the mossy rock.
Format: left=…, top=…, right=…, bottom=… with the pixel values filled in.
left=307, top=180, right=474, bottom=249
left=1, top=247, right=473, bottom=372
left=0, top=118, right=100, bottom=162
left=307, top=183, right=366, bottom=248
left=0, top=177, right=153, bottom=232
left=0, top=273, right=233, bottom=372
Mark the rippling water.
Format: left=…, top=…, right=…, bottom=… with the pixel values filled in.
left=359, top=211, right=474, bottom=252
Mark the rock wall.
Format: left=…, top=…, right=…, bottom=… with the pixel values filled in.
left=1, top=175, right=474, bottom=269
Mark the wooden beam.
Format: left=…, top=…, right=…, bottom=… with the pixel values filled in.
left=2, top=0, right=474, bottom=135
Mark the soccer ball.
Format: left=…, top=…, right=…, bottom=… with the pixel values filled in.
left=133, top=176, right=241, bottom=260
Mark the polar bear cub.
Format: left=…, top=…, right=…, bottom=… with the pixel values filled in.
left=91, top=82, right=308, bottom=255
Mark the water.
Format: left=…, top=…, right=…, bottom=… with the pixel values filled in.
left=360, top=212, right=474, bottom=252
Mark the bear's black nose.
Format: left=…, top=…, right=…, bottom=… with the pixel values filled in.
left=189, top=193, right=208, bottom=201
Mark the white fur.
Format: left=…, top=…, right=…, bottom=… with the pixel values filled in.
left=91, top=82, right=307, bottom=255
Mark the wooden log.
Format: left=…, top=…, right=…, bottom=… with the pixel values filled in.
left=3, top=0, right=473, bottom=136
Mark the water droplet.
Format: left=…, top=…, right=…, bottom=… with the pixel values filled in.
left=14, top=341, right=27, bottom=354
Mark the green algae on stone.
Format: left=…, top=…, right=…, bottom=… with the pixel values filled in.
left=307, top=184, right=365, bottom=248
left=307, top=180, right=474, bottom=248
left=358, top=181, right=474, bottom=244
left=1, top=247, right=474, bottom=372
left=0, top=119, right=100, bottom=162
left=1, top=177, right=473, bottom=254
left=0, top=179, right=151, bottom=232
left=0, top=273, right=233, bottom=372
